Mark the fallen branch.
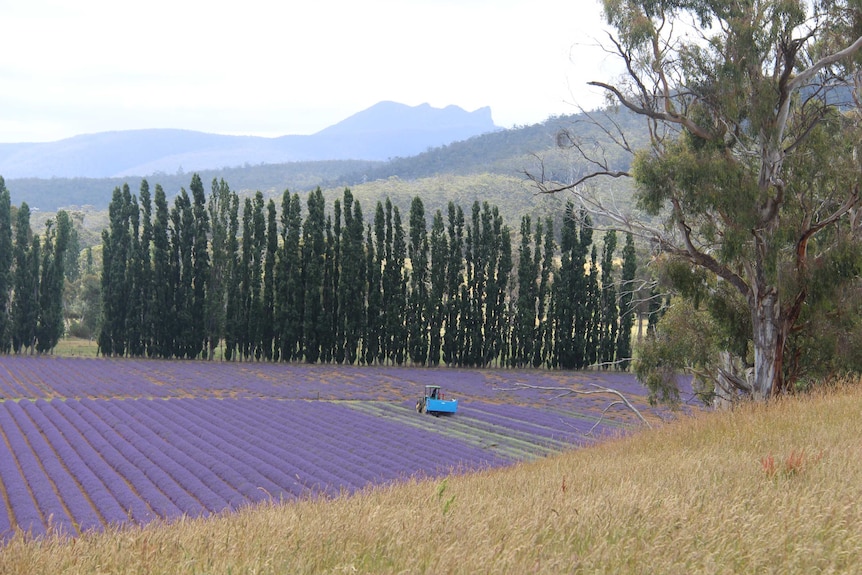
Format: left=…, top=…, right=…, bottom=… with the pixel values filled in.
left=497, top=382, right=653, bottom=430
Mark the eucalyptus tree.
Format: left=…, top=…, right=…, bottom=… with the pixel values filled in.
left=535, top=0, right=862, bottom=401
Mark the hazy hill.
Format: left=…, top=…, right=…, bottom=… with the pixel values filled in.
left=6, top=107, right=642, bottom=216
left=0, top=101, right=498, bottom=180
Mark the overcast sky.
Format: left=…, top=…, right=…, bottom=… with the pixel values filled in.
left=0, top=0, right=616, bottom=143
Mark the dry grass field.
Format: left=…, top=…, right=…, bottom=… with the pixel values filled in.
left=1, top=381, right=860, bottom=574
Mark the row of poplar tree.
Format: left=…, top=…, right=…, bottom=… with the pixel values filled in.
left=98, top=174, right=638, bottom=370
left=0, top=177, right=74, bottom=354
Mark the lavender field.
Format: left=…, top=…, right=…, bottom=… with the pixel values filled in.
left=0, top=356, right=688, bottom=541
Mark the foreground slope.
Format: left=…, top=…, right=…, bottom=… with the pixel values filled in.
left=1, top=381, right=859, bottom=573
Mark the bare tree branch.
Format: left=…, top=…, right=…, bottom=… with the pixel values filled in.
left=496, top=382, right=653, bottom=429
left=523, top=169, right=630, bottom=195
left=588, top=81, right=714, bottom=141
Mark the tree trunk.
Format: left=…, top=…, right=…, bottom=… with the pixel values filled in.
left=715, top=351, right=750, bottom=408
left=750, top=289, right=783, bottom=400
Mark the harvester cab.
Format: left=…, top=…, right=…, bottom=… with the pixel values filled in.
left=416, top=384, right=458, bottom=415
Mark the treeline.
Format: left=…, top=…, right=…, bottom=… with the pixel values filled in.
left=0, top=177, right=75, bottom=354
left=98, top=174, right=638, bottom=369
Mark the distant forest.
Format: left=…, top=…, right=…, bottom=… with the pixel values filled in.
left=87, top=174, right=643, bottom=370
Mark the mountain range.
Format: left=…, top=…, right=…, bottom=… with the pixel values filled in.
left=0, top=102, right=498, bottom=179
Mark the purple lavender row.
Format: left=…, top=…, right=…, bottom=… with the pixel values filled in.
left=61, top=400, right=183, bottom=520
left=191, top=399, right=350, bottom=497
left=235, top=400, right=415, bottom=486
left=107, top=399, right=255, bottom=510
left=2, top=395, right=577, bottom=541
left=7, top=402, right=104, bottom=534
left=0, top=406, right=73, bottom=536
left=541, top=404, right=640, bottom=434
left=232, top=399, right=492, bottom=482
left=98, top=400, right=237, bottom=513
left=153, top=399, right=310, bottom=499
left=199, top=398, right=500, bottom=494
left=30, top=400, right=143, bottom=527
left=151, top=399, right=301, bottom=500
left=225, top=399, right=390, bottom=485
left=473, top=390, right=639, bottom=433
left=462, top=402, right=616, bottom=442
left=3, top=361, right=51, bottom=398
left=122, top=399, right=272, bottom=506
left=249, top=400, right=465, bottom=486
left=197, top=400, right=360, bottom=495
left=446, top=406, right=580, bottom=454
left=307, top=401, right=510, bottom=473
left=255, top=400, right=511, bottom=478
left=67, top=359, right=169, bottom=398
left=270, top=401, right=455, bottom=478
left=75, top=399, right=213, bottom=517
left=343, top=400, right=528, bottom=464
left=0, top=413, right=26, bottom=540
left=0, top=364, right=31, bottom=399
left=47, top=400, right=159, bottom=524
left=497, top=400, right=635, bottom=440
left=354, top=401, right=550, bottom=461
left=0, top=356, right=667, bottom=411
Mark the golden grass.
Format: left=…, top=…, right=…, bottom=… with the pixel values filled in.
left=3, top=384, right=862, bottom=574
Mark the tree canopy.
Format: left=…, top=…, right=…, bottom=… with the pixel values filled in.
left=540, top=0, right=862, bottom=403
left=89, top=175, right=641, bottom=372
